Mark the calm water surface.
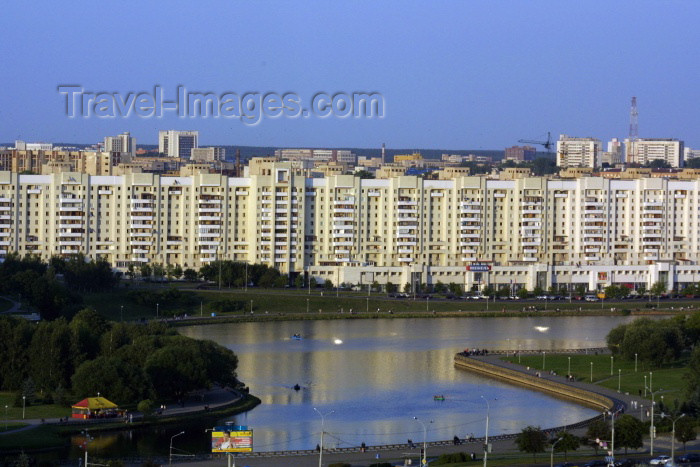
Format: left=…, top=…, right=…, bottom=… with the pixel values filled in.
left=61, top=315, right=640, bottom=460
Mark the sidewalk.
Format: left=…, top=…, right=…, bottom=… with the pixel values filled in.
left=0, top=386, right=242, bottom=436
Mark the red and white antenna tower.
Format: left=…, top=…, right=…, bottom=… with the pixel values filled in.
left=629, top=96, right=639, bottom=141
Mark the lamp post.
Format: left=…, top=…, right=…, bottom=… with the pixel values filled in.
left=314, top=408, right=334, bottom=467
left=250, top=299, right=253, bottom=314
left=169, top=430, right=185, bottom=466
left=413, top=416, right=431, bottom=467
left=618, top=369, right=621, bottom=393
left=635, top=353, right=638, bottom=372
left=610, top=355, right=613, bottom=376
left=366, top=297, right=369, bottom=314
left=590, top=362, right=593, bottom=382
left=22, top=396, right=25, bottom=420
left=4, top=404, right=7, bottom=431
left=542, top=351, right=546, bottom=370
left=567, top=356, right=571, bottom=377
left=644, top=375, right=647, bottom=397
left=646, top=386, right=663, bottom=455
left=518, top=345, right=521, bottom=364
left=608, top=408, right=623, bottom=465
left=550, top=437, right=563, bottom=467
left=480, top=395, right=491, bottom=467
left=650, top=371, right=653, bottom=392
left=156, top=302, right=159, bottom=318
left=663, top=413, right=685, bottom=465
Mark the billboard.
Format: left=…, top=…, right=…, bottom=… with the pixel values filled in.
left=211, top=428, right=253, bottom=453
left=466, top=263, right=491, bottom=272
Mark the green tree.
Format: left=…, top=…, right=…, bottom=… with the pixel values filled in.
left=448, top=282, right=462, bottom=296
left=183, top=268, right=198, bottom=282
left=294, top=274, right=304, bottom=289
left=137, top=399, right=154, bottom=416
left=517, top=287, right=529, bottom=299
left=515, top=425, right=547, bottom=460
left=650, top=281, right=667, bottom=302
left=324, top=279, right=334, bottom=291
left=172, top=265, right=183, bottom=280
left=675, top=416, right=697, bottom=450
left=71, top=356, right=149, bottom=405
left=386, top=282, right=397, bottom=294
left=586, top=419, right=610, bottom=455
left=553, top=431, right=579, bottom=460
left=140, top=264, right=152, bottom=279
left=403, top=283, right=411, bottom=294
left=614, top=414, right=644, bottom=454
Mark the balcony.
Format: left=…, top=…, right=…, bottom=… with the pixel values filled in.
left=129, top=240, right=152, bottom=246
left=131, top=215, right=153, bottom=221
left=98, top=189, right=112, bottom=195
left=398, top=257, right=413, bottom=262
left=584, top=255, right=600, bottom=261
left=198, top=216, right=221, bottom=221
left=59, top=215, right=83, bottom=221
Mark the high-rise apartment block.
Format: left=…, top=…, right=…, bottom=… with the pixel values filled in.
left=0, top=159, right=697, bottom=293
left=556, top=135, right=602, bottom=168
left=625, top=138, right=684, bottom=167
left=190, top=147, right=226, bottom=163
left=504, top=145, right=536, bottom=162
left=104, top=132, right=136, bottom=158
left=158, top=130, right=199, bottom=159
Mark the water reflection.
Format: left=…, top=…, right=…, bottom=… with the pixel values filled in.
left=174, top=316, right=636, bottom=452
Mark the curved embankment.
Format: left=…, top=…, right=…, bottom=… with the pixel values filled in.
left=454, top=353, right=614, bottom=412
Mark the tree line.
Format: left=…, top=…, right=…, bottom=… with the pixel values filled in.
left=0, top=309, right=238, bottom=407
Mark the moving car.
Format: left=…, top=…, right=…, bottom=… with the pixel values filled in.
left=649, top=455, right=672, bottom=465
left=677, top=452, right=700, bottom=463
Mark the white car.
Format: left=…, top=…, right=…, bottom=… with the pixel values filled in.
left=649, top=455, right=671, bottom=465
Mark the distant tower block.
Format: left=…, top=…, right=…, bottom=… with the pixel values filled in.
left=381, top=143, right=386, bottom=164
left=235, top=149, right=241, bottom=177
left=629, top=96, right=639, bottom=141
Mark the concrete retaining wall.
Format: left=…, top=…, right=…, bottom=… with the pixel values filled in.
left=454, top=354, right=614, bottom=411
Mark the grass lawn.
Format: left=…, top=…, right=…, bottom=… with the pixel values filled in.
left=502, top=354, right=688, bottom=406
left=0, top=392, right=71, bottom=421
left=80, top=281, right=697, bottom=323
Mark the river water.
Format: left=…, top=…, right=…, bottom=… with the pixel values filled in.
left=62, top=315, right=639, bottom=460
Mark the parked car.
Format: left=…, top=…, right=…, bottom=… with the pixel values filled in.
left=677, top=452, right=700, bottom=463
left=582, top=460, right=608, bottom=467
left=613, top=459, right=636, bottom=467
left=584, top=295, right=599, bottom=302
left=649, top=455, right=672, bottom=465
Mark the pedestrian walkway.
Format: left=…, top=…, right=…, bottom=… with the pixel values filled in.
left=0, top=386, right=242, bottom=436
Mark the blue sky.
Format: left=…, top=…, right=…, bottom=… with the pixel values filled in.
left=2, top=0, right=699, bottom=149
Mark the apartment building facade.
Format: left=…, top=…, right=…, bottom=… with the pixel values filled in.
left=0, top=162, right=698, bottom=293
left=556, top=135, right=602, bottom=168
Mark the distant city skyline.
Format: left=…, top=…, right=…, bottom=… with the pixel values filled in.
left=2, top=1, right=700, bottom=149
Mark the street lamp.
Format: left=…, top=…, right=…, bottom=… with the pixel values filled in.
left=413, top=416, right=432, bottom=466
left=646, top=386, right=663, bottom=456
left=663, top=412, right=685, bottom=465
left=169, top=430, right=185, bottom=466
left=22, top=396, right=25, bottom=420
left=607, top=408, right=623, bottom=465
left=567, top=356, right=571, bottom=377
left=4, top=404, right=7, bottom=431
left=618, top=369, right=621, bottom=393
left=644, top=375, right=647, bottom=397
left=480, top=395, right=491, bottom=467
left=635, top=353, right=638, bottom=372
left=590, top=362, right=593, bottom=382
left=610, top=355, right=614, bottom=376
left=314, top=408, right=334, bottom=467
left=550, top=437, right=564, bottom=467
left=156, top=302, right=159, bottom=318
left=542, top=351, right=546, bottom=370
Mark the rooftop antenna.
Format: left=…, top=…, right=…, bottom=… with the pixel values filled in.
left=629, top=97, right=639, bottom=141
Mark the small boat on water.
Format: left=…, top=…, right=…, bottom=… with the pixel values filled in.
left=433, top=395, right=445, bottom=401
left=292, top=334, right=302, bottom=340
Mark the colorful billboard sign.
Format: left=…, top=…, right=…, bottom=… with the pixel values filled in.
left=211, top=428, right=253, bottom=453
left=466, top=263, right=491, bottom=272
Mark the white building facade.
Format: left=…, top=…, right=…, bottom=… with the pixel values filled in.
left=0, top=164, right=698, bottom=293
left=556, top=135, right=602, bottom=168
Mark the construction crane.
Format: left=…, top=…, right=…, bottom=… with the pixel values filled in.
left=518, top=132, right=555, bottom=154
